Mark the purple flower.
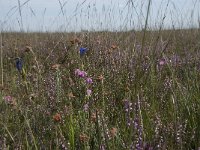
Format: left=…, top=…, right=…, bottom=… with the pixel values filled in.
left=79, top=71, right=87, bottom=78
left=15, top=57, right=23, bottom=72
left=86, top=77, right=93, bottom=84
left=75, top=69, right=87, bottom=78
left=80, top=47, right=88, bottom=57
left=3, top=96, right=16, bottom=105
left=75, top=69, right=81, bottom=76
left=158, top=58, right=166, bottom=66
left=86, top=89, right=92, bottom=96
left=83, top=103, right=89, bottom=111
left=123, top=99, right=132, bottom=126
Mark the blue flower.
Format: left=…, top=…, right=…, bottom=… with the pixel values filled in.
left=80, top=47, right=87, bottom=57
left=15, top=57, right=23, bottom=72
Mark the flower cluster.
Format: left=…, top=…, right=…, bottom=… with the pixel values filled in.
left=75, top=69, right=87, bottom=78
left=75, top=69, right=93, bottom=96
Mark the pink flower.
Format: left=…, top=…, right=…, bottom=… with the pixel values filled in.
left=86, top=77, right=93, bottom=84
left=3, top=96, right=16, bottom=105
left=75, top=69, right=81, bottom=76
left=159, top=59, right=166, bottom=66
left=3, top=96, right=13, bottom=103
left=79, top=71, right=87, bottom=78
left=83, top=103, right=89, bottom=111
left=86, top=89, right=92, bottom=96
left=75, top=69, right=87, bottom=78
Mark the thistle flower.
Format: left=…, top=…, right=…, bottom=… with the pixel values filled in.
left=80, top=47, right=87, bottom=57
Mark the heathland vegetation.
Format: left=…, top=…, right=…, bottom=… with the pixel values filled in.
left=0, top=0, right=200, bottom=149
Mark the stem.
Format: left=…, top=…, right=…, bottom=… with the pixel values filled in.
left=18, top=0, right=23, bottom=31
left=0, top=30, right=3, bottom=87
left=140, top=0, right=152, bottom=59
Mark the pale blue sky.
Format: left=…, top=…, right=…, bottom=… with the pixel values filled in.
left=0, top=0, right=199, bottom=31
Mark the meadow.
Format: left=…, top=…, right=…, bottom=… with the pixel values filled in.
left=0, top=1, right=200, bottom=149
left=0, top=28, right=200, bottom=150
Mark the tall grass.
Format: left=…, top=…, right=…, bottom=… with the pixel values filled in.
left=0, top=0, right=200, bottom=149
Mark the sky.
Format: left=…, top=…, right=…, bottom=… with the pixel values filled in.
left=0, top=0, right=199, bottom=32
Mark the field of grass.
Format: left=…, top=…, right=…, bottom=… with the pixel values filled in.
left=0, top=28, right=200, bottom=149
left=0, top=0, right=200, bottom=149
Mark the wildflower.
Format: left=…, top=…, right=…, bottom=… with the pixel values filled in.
left=123, top=99, right=133, bottom=126
left=15, top=57, right=23, bottom=72
left=79, top=71, right=87, bottom=78
left=75, top=69, right=81, bottom=76
left=79, top=133, right=89, bottom=142
left=86, top=89, right=92, bottom=96
left=53, top=113, right=61, bottom=122
left=80, top=47, right=87, bottom=57
left=159, top=58, right=166, bottom=66
left=110, top=127, right=117, bottom=138
left=3, top=96, right=16, bottom=106
left=3, top=96, right=12, bottom=103
left=75, top=69, right=87, bottom=78
left=86, top=77, right=93, bottom=84
left=83, top=103, right=89, bottom=112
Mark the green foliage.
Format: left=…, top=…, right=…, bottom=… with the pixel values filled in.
left=0, top=28, right=200, bottom=149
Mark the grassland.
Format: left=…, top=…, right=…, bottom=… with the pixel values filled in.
left=0, top=28, right=200, bottom=149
